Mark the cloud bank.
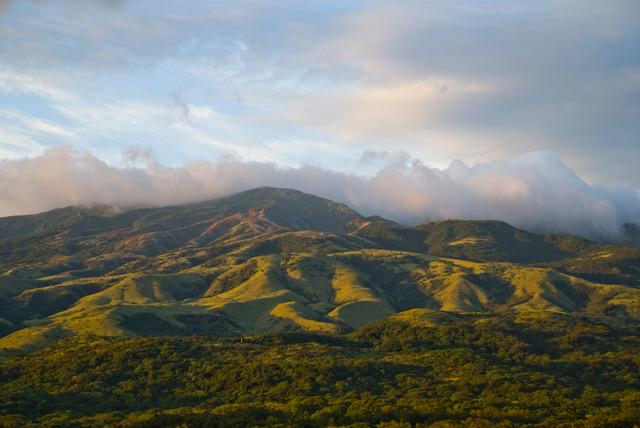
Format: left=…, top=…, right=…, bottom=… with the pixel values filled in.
left=1, top=146, right=638, bottom=244
left=1, top=0, right=639, bottom=187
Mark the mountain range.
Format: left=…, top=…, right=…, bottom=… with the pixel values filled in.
left=1, top=186, right=640, bottom=356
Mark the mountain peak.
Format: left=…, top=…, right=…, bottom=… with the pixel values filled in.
left=2, top=187, right=640, bottom=356
left=208, top=187, right=363, bottom=233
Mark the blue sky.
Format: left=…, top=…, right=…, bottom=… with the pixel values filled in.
left=1, top=0, right=639, bottom=241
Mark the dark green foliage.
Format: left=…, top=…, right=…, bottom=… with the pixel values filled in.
left=0, top=205, right=121, bottom=241
left=2, top=314, right=640, bottom=427
left=549, top=244, right=640, bottom=287
left=129, top=186, right=361, bottom=233
left=3, top=187, right=640, bottom=426
left=354, top=220, right=578, bottom=263
left=338, top=253, right=428, bottom=311
left=118, top=313, right=241, bottom=337
left=418, top=220, right=572, bottom=263
left=251, top=233, right=345, bottom=255
left=353, top=224, right=430, bottom=253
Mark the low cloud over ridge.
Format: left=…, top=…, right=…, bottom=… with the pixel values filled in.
left=1, top=146, right=638, bottom=243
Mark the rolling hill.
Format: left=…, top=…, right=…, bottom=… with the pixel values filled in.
left=1, top=186, right=640, bottom=355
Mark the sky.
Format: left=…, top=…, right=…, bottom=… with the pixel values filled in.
left=0, top=0, right=639, bottom=243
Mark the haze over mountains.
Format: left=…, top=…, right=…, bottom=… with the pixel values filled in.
left=1, top=147, right=639, bottom=244
left=1, top=187, right=640, bottom=356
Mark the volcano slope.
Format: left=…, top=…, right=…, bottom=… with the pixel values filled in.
left=1, top=186, right=640, bottom=355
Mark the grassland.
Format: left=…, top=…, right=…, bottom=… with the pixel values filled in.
left=2, top=187, right=640, bottom=426
left=1, top=187, right=639, bottom=356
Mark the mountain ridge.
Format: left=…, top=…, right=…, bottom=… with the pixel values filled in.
left=1, top=186, right=640, bottom=355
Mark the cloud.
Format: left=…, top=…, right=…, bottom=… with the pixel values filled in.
left=0, top=67, right=73, bottom=102
left=0, top=0, right=639, bottom=189
left=285, top=0, right=640, bottom=183
left=122, top=144, right=154, bottom=165
left=0, top=128, right=46, bottom=159
left=171, top=91, right=190, bottom=119
left=1, top=146, right=638, bottom=244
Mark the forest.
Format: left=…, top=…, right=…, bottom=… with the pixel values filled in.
left=2, top=188, right=640, bottom=426
left=2, top=311, right=640, bottom=427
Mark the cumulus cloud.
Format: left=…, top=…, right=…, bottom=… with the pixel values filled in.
left=1, top=146, right=638, bottom=244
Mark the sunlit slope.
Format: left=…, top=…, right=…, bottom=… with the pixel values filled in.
left=2, top=186, right=640, bottom=354
left=0, top=187, right=376, bottom=271
left=2, top=187, right=638, bottom=284
left=353, top=219, right=640, bottom=284
left=3, top=248, right=640, bottom=354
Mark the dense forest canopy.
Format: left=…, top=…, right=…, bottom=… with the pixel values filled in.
left=2, top=312, right=640, bottom=427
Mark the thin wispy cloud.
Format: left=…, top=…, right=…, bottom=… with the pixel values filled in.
left=1, top=0, right=637, bottom=184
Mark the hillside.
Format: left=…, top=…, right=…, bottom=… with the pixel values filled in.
left=1, top=187, right=640, bottom=355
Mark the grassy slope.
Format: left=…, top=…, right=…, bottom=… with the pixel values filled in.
left=1, top=187, right=640, bottom=355
left=3, top=248, right=640, bottom=355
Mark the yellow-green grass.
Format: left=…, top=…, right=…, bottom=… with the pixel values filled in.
left=0, top=301, right=235, bottom=354
left=5, top=244, right=640, bottom=355
left=433, top=273, right=492, bottom=312
left=0, top=324, right=74, bottom=355
left=281, top=254, right=334, bottom=303
left=328, top=300, right=396, bottom=330
left=503, top=267, right=578, bottom=312
left=388, top=308, right=462, bottom=326
left=331, top=263, right=379, bottom=304
left=448, top=237, right=489, bottom=246
left=206, top=295, right=295, bottom=332
left=71, top=273, right=204, bottom=308
left=269, top=301, right=342, bottom=334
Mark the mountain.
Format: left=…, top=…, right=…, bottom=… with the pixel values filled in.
left=1, top=186, right=640, bottom=355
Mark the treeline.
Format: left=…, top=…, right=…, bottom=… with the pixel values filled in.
left=1, top=313, right=640, bottom=427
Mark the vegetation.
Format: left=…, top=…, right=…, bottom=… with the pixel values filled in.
left=2, top=187, right=640, bottom=425
left=1, top=187, right=640, bottom=350
left=2, top=312, right=640, bottom=427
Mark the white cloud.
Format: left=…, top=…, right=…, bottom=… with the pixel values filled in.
left=0, top=0, right=638, bottom=189
left=0, top=146, right=638, bottom=244
left=0, top=66, right=73, bottom=102
left=284, top=76, right=495, bottom=143
left=0, top=128, right=46, bottom=159
left=0, top=108, right=76, bottom=139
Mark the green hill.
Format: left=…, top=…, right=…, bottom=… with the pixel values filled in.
left=1, top=187, right=640, bottom=356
